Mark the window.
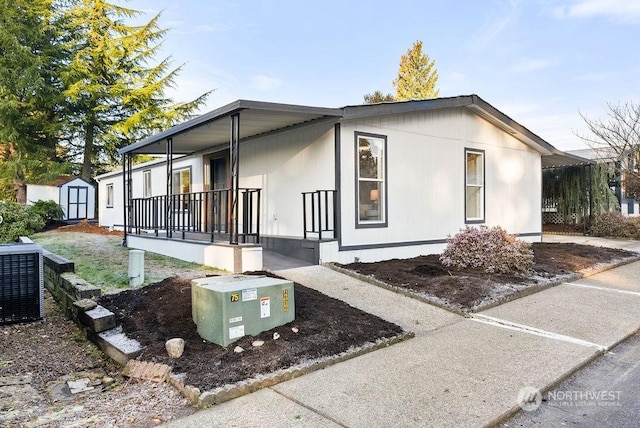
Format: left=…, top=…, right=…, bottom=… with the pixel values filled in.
left=143, top=170, right=151, bottom=198
left=172, top=168, right=191, bottom=194
left=465, top=149, right=485, bottom=223
left=356, top=133, right=387, bottom=227
left=106, top=184, right=114, bottom=208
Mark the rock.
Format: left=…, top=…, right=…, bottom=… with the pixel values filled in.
left=67, top=378, right=94, bottom=394
left=233, top=346, right=244, bottom=353
left=291, top=327, right=299, bottom=333
left=273, top=332, right=280, bottom=340
left=102, top=376, right=115, bottom=386
left=252, top=340, right=264, bottom=347
left=165, top=338, right=185, bottom=359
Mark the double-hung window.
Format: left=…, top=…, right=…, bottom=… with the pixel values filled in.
left=356, top=132, right=387, bottom=227
left=465, top=148, right=485, bottom=223
left=172, top=168, right=191, bottom=195
left=106, top=184, right=114, bottom=208
left=143, top=170, right=152, bottom=198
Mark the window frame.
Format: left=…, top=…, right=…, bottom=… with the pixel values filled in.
left=354, top=132, right=388, bottom=229
left=464, top=148, right=485, bottom=224
left=106, top=183, right=114, bottom=208
left=171, top=167, right=192, bottom=195
left=143, top=170, right=152, bottom=198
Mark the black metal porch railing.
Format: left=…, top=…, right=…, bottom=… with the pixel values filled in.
left=302, top=190, right=336, bottom=240
left=130, top=188, right=261, bottom=244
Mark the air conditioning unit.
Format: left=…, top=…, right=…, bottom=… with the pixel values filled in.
left=0, top=243, right=44, bottom=325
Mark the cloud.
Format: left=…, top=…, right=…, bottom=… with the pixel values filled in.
left=510, top=58, right=553, bottom=73
left=468, top=1, right=522, bottom=51
left=552, top=0, right=640, bottom=23
left=250, top=75, right=283, bottom=92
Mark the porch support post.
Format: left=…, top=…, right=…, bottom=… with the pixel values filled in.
left=166, top=137, right=173, bottom=238
left=127, top=154, right=133, bottom=234
left=229, top=113, right=240, bottom=245
left=122, top=153, right=128, bottom=246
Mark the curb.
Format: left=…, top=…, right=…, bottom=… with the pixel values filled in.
left=168, top=330, right=415, bottom=408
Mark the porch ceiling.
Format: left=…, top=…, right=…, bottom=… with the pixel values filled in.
left=119, top=100, right=344, bottom=155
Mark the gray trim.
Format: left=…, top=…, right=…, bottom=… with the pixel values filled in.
left=464, top=148, right=486, bottom=224
left=334, top=123, right=342, bottom=246
left=517, top=232, right=543, bottom=237
left=339, top=238, right=449, bottom=252
left=337, top=232, right=542, bottom=252
left=354, top=131, right=388, bottom=229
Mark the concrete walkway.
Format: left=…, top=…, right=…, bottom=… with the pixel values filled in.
left=167, top=236, right=640, bottom=428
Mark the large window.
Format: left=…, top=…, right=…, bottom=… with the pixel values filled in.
left=356, top=133, right=387, bottom=227
left=465, top=149, right=485, bottom=223
left=143, top=170, right=151, bottom=198
left=172, top=168, right=191, bottom=194
left=106, top=184, right=114, bottom=208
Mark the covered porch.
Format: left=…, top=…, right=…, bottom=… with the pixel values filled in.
left=118, top=100, right=342, bottom=272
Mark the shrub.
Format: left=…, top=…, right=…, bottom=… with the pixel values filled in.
left=591, top=211, right=640, bottom=239
left=0, top=201, right=45, bottom=243
left=440, top=226, right=534, bottom=274
left=29, top=200, right=64, bottom=224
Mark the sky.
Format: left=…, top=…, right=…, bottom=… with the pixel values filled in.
left=124, top=0, right=640, bottom=151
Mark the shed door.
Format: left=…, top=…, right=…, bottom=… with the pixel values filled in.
left=68, top=186, right=88, bottom=220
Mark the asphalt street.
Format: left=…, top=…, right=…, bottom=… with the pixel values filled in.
left=504, top=331, right=640, bottom=427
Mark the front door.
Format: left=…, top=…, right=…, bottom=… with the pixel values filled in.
left=210, top=153, right=229, bottom=232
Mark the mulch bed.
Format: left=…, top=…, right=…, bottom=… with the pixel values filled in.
left=94, top=242, right=637, bottom=396
left=338, top=242, right=638, bottom=312
left=97, top=274, right=404, bottom=392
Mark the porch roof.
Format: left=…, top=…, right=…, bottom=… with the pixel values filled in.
left=119, top=100, right=344, bottom=155
left=541, top=150, right=595, bottom=168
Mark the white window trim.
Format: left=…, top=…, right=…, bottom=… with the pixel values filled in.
left=465, top=148, right=485, bottom=223
left=106, top=184, right=114, bottom=208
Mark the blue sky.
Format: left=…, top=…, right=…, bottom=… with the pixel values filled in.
left=125, top=0, right=639, bottom=151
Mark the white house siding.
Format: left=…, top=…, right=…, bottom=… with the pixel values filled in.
left=239, top=120, right=336, bottom=237
left=26, top=185, right=59, bottom=205
left=336, top=108, right=542, bottom=263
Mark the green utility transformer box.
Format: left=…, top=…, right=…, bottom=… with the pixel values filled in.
left=191, top=275, right=295, bottom=347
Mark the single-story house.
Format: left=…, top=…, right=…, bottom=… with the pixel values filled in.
left=96, top=94, right=587, bottom=272
left=26, top=176, right=96, bottom=221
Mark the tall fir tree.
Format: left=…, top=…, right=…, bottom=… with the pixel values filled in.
left=392, top=40, right=439, bottom=101
left=0, top=0, right=70, bottom=201
left=62, top=0, right=211, bottom=180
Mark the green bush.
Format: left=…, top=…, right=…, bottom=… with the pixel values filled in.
left=29, top=200, right=64, bottom=224
left=591, top=211, right=640, bottom=239
left=0, top=201, right=45, bottom=242
left=440, top=226, right=534, bottom=274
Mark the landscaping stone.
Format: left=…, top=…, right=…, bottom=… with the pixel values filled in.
left=67, top=378, right=94, bottom=394
left=165, top=338, right=185, bottom=359
left=252, top=340, right=264, bottom=347
left=73, top=298, right=97, bottom=312
left=234, top=346, right=244, bottom=353
left=79, top=305, right=116, bottom=333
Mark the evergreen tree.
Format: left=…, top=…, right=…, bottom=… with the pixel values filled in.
left=392, top=41, right=439, bottom=101
left=0, top=0, right=70, bottom=201
left=62, top=0, right=211, bottom=180
left=363, top=90, right=396, bottom=104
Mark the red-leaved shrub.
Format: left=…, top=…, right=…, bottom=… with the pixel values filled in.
left=440, top=226, right=534, bottom=274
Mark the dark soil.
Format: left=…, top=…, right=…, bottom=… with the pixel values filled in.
left=339, top=242, right=637, bottom=311
left=94, top=242, right=636, bottom=394
left=97, top=273, right=404, bottom=392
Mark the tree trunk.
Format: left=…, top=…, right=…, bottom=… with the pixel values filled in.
left=13, top=179, right=26, bottom=203
left=81, top=123, right=94, bottom=182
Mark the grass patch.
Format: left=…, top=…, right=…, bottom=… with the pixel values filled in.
left=32, top=231, right=220, bottom=293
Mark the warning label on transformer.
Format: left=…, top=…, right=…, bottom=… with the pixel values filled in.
left=260, top=297, right=271, bottom=318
